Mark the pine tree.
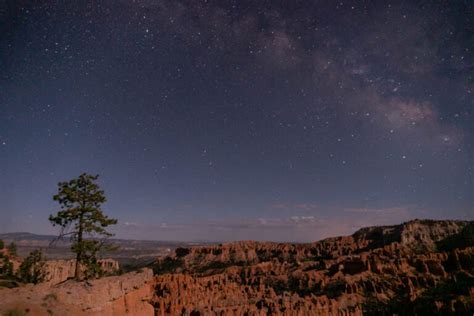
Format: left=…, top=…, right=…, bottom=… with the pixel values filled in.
left=49, top=173, right=117, bottom=280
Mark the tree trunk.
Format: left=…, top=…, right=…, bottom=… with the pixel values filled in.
left=74, top=247, right=81, bottom=280
left=75, top=212, right=84, bottom=280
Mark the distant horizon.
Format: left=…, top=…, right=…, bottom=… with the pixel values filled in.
left=1, top=216, right=472, bottom=244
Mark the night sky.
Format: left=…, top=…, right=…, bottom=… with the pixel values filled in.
left=0, top=1, right=472, bottom=242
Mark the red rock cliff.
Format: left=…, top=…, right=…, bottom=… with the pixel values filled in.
left=152, top=219, right=474, bottom=315
left=0, top=268, right=155, bottom=316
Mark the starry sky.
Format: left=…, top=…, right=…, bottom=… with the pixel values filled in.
left=0, top=1, right=472, bottom=242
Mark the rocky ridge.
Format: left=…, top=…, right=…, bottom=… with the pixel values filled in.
left=152, top=219, right=474, bottom=315
left=43, top=258, right=119, bottom=285
left=0, top=219, right=472, bottom=315
left=0, top=268, right=155, bottom=315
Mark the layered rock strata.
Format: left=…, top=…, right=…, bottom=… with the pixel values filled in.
left=152, top=220, right=474, bottom=315
left=44, top=258, right=119, bottom=285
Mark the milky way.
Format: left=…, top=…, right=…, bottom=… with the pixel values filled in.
left=0, top=1, right=472, bottom=241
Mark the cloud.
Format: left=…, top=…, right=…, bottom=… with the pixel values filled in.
left=268, top=203, right=321, bottom=212
left=344, top=206, right=412, bottom=215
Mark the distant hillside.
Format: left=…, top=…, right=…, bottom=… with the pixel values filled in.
left=0, top=232, right=57, bottom=242
left=0, top=232, right=208, bottom=246
left=0, top=232, right=213, bottom=268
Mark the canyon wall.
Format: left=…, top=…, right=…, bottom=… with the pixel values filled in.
left=44, top=258, right=119, bottom=285
left=1, top=219, right=472, bottom=315
left=152, top=219, right=474, bottom=315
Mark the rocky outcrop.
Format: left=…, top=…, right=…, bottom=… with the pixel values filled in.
left=352, top=219, right=469, bottom=252
left=1, top=220, right=472, bottom=315
left=44, top=259, right=120, bottom=285
left=0, top=268, right=155, bottom=316
left=152, top=219, right=474, bottom=315
left=1, top=242, right=120, bottom=286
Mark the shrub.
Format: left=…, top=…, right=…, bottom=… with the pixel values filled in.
left=0, top=255, right=14, bottom=279
left=17, top=249, right=46, bottom=284
left=7, top=242, right=17, bottom=256
left=3, top=308, right=27, bottom=316
left=211, top=248, right=222, bottom=255
left=43, top=293, right=58, bottom=302
left=153, top=257, right=183, bottom=274
left=175, top=247, right=190, bottom=257
left=0, top=279, right=19, bottom=288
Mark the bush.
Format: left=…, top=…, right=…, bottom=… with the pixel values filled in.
left=3, top=308, right=27, bottom=316
left=7, top=242, right=17, bottom=256
left=0, top=239, right=4, bottom=249
left=43, top=293, right=58, bottom=302
left=212, top=248, right=222, bottom=255
left=17, top=249, right=46, bottom=284
left=175, top=247, right=190, bottom=257
left=0, top=279, right=19, bottom=288
left=153, top=257, right=183, bottom=274
left=0, top=254, right=14, bottom=279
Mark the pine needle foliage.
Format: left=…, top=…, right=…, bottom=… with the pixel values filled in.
left=49, top=173, right=117, bottom=280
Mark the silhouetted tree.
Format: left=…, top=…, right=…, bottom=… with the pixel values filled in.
left=49, top=173, right=117, bottom=280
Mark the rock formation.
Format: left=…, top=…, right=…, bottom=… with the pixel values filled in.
left=0, top=219, right=472, bottom=315
left=43, top=258, right=120, bottom=285
left=1, top=239, right=120, bottom=286
left=0, top=268, right=155, bottom=315
left=152, top=219, right=474, bottom=315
